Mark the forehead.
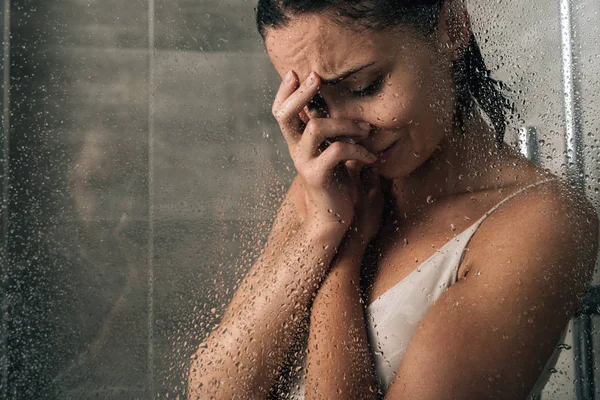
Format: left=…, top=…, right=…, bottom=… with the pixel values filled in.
left=264, top=14, right=404, bottom=81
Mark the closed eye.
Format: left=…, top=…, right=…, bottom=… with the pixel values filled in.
left=350, top=76, right=385, bottom=97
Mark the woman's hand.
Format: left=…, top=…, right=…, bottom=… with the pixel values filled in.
left=337, top=164, right=385, bottom=260
left=306, top=165, right=384, bottom=398
left=272, top=70, right=378, bottom=235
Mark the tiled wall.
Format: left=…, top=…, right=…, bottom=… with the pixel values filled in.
left=7, top=1, right=152, bottom=398
left=5, top=0, right=291, bottom=398
left=3, top=0, right=599, bottom=398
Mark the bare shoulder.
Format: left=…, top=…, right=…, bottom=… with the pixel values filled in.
left=387, top=176, right=599, bottom=399
left=463, top=174, right=599, bottom=287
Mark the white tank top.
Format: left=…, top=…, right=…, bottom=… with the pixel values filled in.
left=284, top=178, right=566, bottom=399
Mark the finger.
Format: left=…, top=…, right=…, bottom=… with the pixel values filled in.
left=273, top=72, right=321, bottom=141
left=299, top=108, right=310, bottom=125
left=300, top=119, right=371, bottom=158
left=346, top=160, right=363, bottom=182
left=345, top=160, right=358, bottom=169
left=272, top=70, right=299, bottom=119
left=314, top=141, right=377, bottom=172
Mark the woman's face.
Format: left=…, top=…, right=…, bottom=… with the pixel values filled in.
left=264, top=13, right=461, bottom=179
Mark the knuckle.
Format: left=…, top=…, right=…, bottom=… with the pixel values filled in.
left=271, top=106, right=283, bottom=120
left=328, top=141, right=345, bottom=157
left=293, top=157, right=303, bottom=171
left=305, top=170, right=324, bottom=188
left=304, top=119, right=319, bottom=134
left=294, top=156, right=310, bottom=174
left=291, top=153, right=302, bottom=170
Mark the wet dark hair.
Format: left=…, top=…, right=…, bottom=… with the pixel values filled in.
left=255, top=0, right=514, bottom=151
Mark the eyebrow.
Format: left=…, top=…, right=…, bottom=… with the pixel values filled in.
left=319, top=62, right=376, bottom=85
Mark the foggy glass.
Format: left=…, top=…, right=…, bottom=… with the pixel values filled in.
left=0, top=0, right=598, bottom=399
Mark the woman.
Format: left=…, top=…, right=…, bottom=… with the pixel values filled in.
left=188, top=0, right=599, bottom=398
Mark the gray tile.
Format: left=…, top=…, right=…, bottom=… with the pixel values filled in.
left=59, top=386, right=148, bottom=400
left=10, top=220, right=152, bottom=396
left=155, top=0, right=264, bottom=52
left=37, top=47, right=151, bottom=223
left=151, top=218, right=275, bottom=396
left=152, top=50, right=294, bottom=222
left=45, top=47, right=149, bottom=123
left=12, top=0, right=148, bottom=48
left=7, top=5, right=152, bottom=395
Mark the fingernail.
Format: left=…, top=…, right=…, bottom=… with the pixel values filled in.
left=306, top=72, right=316, bottom=87
left=358, top=122, right=371, bottom=132
left=285, top=70, right=293, bottom=83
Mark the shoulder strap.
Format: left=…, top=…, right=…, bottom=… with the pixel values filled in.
left=483, top=178, right=560, bottom=218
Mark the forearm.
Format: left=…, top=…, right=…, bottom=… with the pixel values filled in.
left=305, top=246, right=379, bottom=400
left=189, top=222, right=347, bottom=399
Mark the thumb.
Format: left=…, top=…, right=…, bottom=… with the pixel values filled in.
left=346, top=160, right=364, bottom=181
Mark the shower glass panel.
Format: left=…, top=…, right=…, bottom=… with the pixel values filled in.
left=1, top=0, right=599, bottom=399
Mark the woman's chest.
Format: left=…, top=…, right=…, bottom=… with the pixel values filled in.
left=363, top=196, right=500, bottom=306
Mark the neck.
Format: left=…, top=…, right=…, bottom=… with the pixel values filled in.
left=388, top=112, right=507, bottom=217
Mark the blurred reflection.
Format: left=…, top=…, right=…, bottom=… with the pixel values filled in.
left=51, top=126, right=149, bottom=395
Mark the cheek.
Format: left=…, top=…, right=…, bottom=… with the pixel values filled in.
left=361, top=85, right=425, bottom=129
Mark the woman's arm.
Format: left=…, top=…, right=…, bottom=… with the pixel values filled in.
left=304, top=166, right=384, bottom=399
left=304, top=239, right=380, bottom=400
left=188, top=176, right=349, bottom=399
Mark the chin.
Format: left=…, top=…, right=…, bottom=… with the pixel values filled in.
left=377, top=150, right=433, bottom=180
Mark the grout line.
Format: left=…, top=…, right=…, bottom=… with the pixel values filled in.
left=1, top=1, right=10, bottom=397
left=147, top=0, right=155, bottom=398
